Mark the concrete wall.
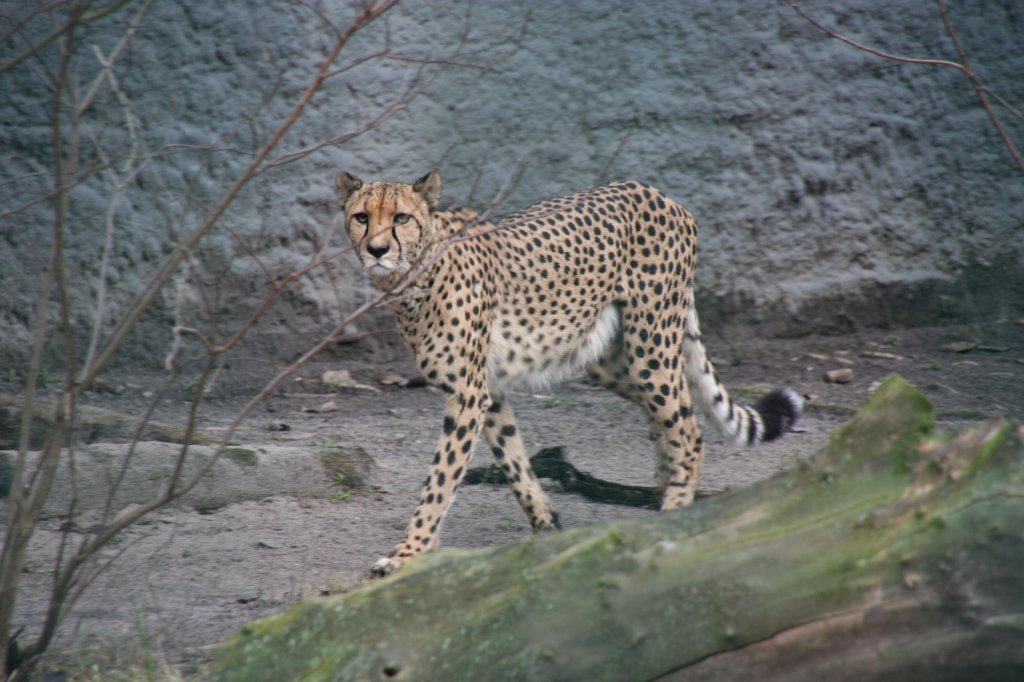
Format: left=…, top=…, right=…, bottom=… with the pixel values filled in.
left=2, top=0, right=1022, bottom=371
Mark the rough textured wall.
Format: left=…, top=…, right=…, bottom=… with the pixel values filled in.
left=1, top=1, right=1022, bottom=371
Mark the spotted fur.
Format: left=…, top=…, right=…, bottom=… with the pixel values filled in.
left=335, top=171, right=802, bottom=576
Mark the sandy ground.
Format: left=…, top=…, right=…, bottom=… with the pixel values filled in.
left=6, top=319, right=1022, bottom=677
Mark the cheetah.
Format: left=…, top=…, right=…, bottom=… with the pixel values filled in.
left=334, top=170, right=802, bottom=576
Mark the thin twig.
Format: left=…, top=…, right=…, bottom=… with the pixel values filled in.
left=0, top=0, right=133, bottom=76
left=782, top=0, right=1023, bottom=172
left=5, top=2, right=404, bottom=671
left=76, top=0, right=157, bottom=116
left=78, top=0, right=400, bottom=392
left=783, top=0, right=967, bottom=71
left=594, top=131, right=632, bottom=186
left=0, top=8, right=84, bottom=673
left=258, top=66, right=437, bottom=172
left=935, top=0, right=1023, bottom=171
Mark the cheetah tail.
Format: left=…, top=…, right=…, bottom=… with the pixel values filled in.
left=682, top=299, right=803, bottom=446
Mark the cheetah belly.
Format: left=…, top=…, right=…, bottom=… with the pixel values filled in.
left=487, top=303, right=619, bottom=394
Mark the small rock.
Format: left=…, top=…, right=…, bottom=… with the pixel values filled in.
left=378, top=373, right=406, bottom=386
left=322, top=369, right=355, bottom=388
left=317, top=399, right=338, bottom=413
left=89, top=378, right=125, bottom=394
left=322, top=369, right=380, bottom=392
left=942, top=341, right=977, bottom=353
left=861, top=350, right=906, bottom=361
left=268, top=422, right=292, bottom=432
left=823, top=368, right=854, bottom=384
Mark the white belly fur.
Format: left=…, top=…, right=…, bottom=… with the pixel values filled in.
left=487, top=304, right=620, bottom=394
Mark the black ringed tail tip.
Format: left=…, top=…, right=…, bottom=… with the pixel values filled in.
left=754, top=387, right=804, bottom=442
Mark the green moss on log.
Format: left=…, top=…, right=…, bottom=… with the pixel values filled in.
left=223, top=448, right=258, bottom=467
left=212, top=376, right=1024, bottom=681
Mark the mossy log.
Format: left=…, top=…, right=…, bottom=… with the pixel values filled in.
left=0, top=394, right=220, bottom=449
left=213, top=376, right=1024, bottom=681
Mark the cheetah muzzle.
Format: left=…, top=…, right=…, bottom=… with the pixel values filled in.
left=335, top=170, right=803, bottom=577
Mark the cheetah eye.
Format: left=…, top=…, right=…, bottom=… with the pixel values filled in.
left=393, top=212, right=411, bottom=225
left=352, top=212, right=368, bottom=224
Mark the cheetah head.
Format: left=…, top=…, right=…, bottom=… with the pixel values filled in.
left=335, top=170, right=442, bottom=282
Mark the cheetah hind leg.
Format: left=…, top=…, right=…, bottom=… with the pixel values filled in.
left=483, top=397, right=561, bottom=532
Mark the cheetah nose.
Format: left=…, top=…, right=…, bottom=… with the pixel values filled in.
left=366, top=242, right=390, bottom=259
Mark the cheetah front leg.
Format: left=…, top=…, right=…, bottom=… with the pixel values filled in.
left=482, top=397, right=560, bottom=532
left=371, top=382, right=489, bottom=577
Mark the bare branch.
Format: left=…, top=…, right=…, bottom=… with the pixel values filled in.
left=782, top=0, right=967, bottom=71
left=934, top=0, right=1023, bottom=172
left=0, top=140, right=243, bottom=222
left=0, top=0, right=133, bottom=77
left=0, top=3, right=68, bottom=46
left=0, top=11, right=83, bottom=674
left=76, top=0, right=158, bottom=116
left=258, top=64, right=438, bottom=172
left=594, top=130, right=632, bottom=186
left=782, top=0, right=1023, bottom=173
left=100, top=374, right=179, bottom=524
left=2, top=2, right=407, bottom=673
left=1, top=1, right=538, bottom=673
left=294, top=0, right=343, bottom=41
left=78, top=0, right=400, bottom=392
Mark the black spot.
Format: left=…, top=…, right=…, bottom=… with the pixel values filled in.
left=443, top=416, right=455, bottom=435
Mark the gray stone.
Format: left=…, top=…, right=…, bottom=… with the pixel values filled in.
left=0, top=440, right=373, bottom=522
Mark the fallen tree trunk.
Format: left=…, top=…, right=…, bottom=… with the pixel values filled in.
left=213, top=376, right=1024, bottom=681
left=0, top=393, right=221, bottom=449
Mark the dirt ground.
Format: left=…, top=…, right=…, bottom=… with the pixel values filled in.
left=8, top=318, right=1023, bottom=678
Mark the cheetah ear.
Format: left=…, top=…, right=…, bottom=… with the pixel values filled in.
left=335, top=172, right=363, bottom=205
left=412, top=170, right=442, bottom=210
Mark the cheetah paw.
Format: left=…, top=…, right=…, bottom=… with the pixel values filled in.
left=370, top=556, right=404, bottom=578
left=532, top=511, right=562, bottom=533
